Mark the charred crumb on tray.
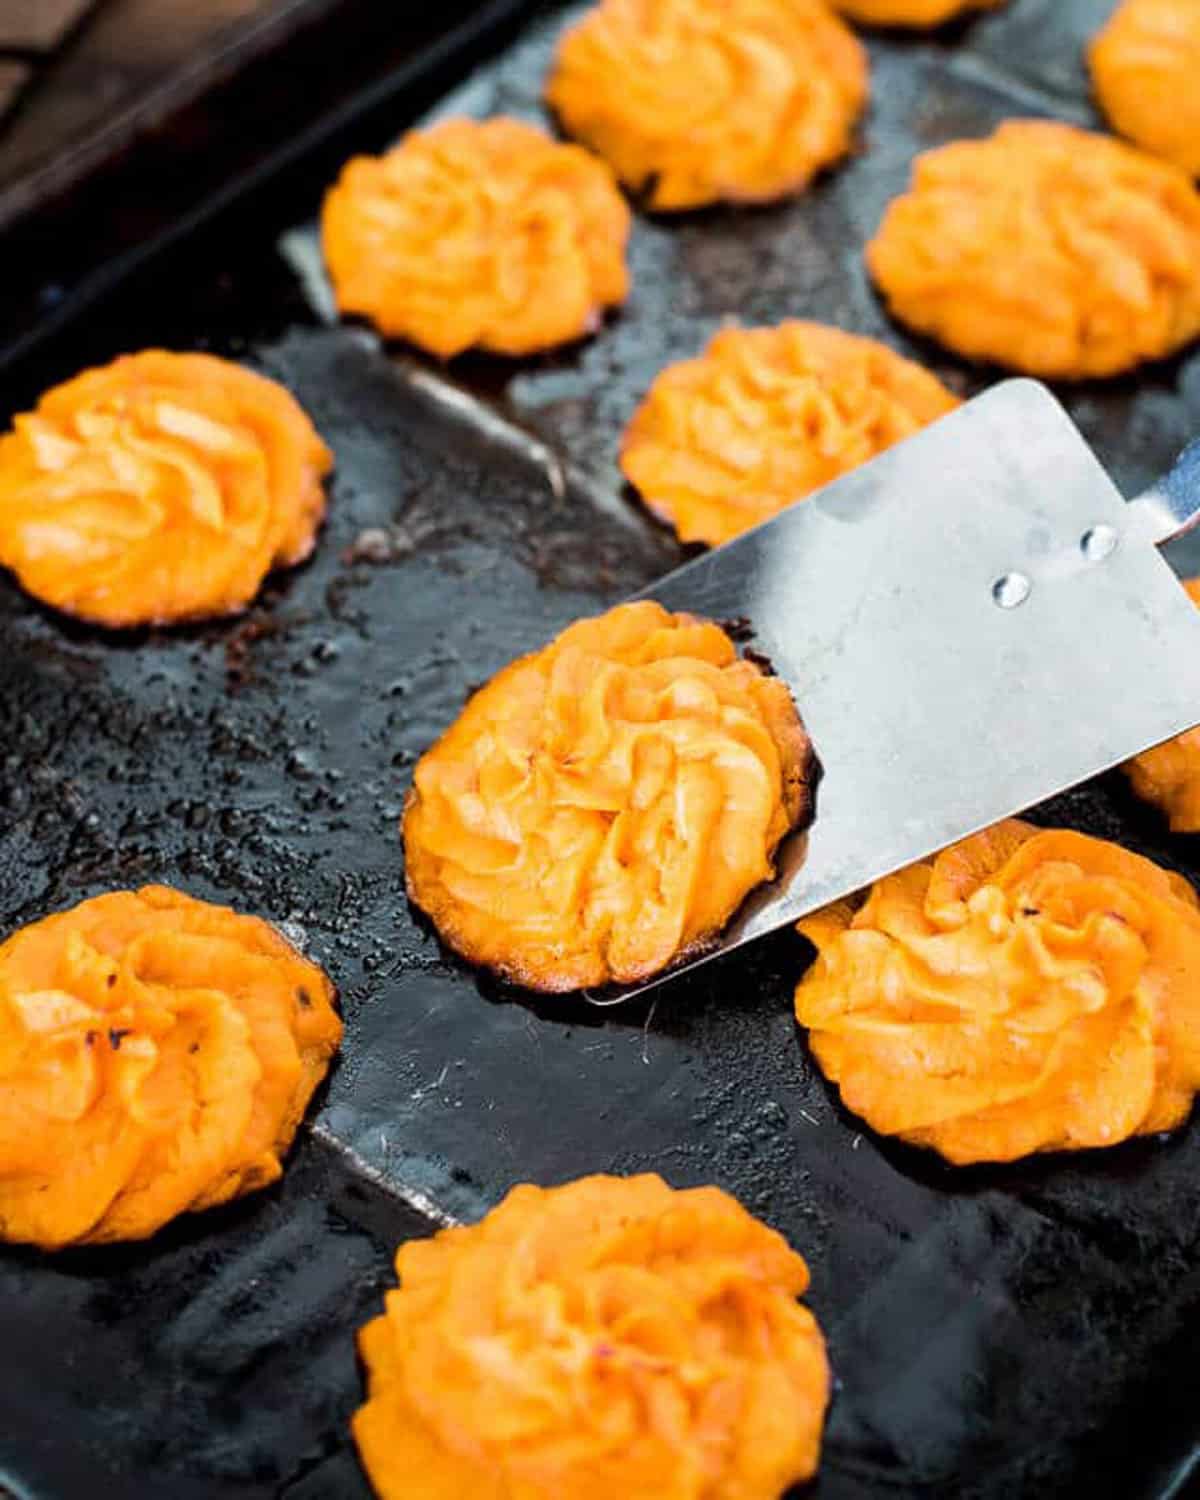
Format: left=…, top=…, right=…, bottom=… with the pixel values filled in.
left=743, top=647, right=778, bottom=677
left=342, top=527, right=393, bottom=565
left=341, top=511, right=473, bottom=568
left=341, top=526, right=418, bottom=566
left=224, top=616, right=280, bottom=689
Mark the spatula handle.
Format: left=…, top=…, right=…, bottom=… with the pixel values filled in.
left=1126, top=436, right=1200, bottom=546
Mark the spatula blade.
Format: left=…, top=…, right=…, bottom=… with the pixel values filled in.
left=604, top=380, right=1200, bottom=1002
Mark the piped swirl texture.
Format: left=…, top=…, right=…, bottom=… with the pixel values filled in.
left=794, top=821, right=1200, bottom=1164
left=0, top=350, right=331, bottom=627
left=321, top=117, right=631, bottom=356
left=353, top=1173, right=831, bottom=1500
left=403, top=601, right=813, bottom=992
left=621, top=322, right=959, bottom=546
left=546, top=0, right=868, bottom=211
left=866, top=120, right=1200, bottom=378
left=0, top=887, right=341, bottom=1248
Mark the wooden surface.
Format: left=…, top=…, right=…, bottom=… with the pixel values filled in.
left=0, top=0, right=97, bottom=51
left=0, top=0, right=528, bottom=369
left=0, top=0, right=96, bottom=129
left=0, top=0, right=312, bottom=206
left=0, top=59, right=29, bottom=122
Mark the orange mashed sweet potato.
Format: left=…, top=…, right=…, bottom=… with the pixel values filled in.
left=866, top=120, right=1200, bottom=378
left=321, top=117, right=630, bottom=357
left=621, top=321, right=959, bottom=546
left=794, top=821, right=1200, bottom=1164
left=0, top=350, right=331, bottom=628
left=0, top=887, right=341, bottom=1248
left=545, top=0, right=868, bottom=211
left=353, top=1173, right=830, bottom=1500
left=831, top=0, right=1004, bottom=25
left=1090, top=0, right=1200, bottom=179
left=403, top=601, right=813, bottom=991
left=1124, top=578, right=1200, bottom=830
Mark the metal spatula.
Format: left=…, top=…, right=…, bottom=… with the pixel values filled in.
left=603, top=379, right=1200, bottom=1003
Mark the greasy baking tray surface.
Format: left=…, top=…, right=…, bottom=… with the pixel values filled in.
left=2, top=1, right=1200, bottom=1496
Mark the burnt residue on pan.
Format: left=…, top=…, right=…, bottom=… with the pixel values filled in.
left=2, top=1, right=1200, bottom=1497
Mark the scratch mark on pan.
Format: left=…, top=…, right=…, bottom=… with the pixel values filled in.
left=309, top=1121, right=461, bottom=1226
left=565, top=464, right=649, bottom=533
left=1160, top=1445, right=1200, bottom=1499
left=277, top=228, right=569, bottom=509
left=277, top=227, right=338, bottom=324
left=799, top=1109, right=820, bottom=1127
left=399, top=360, right=568, bottom=502
left=641, top=996, right=659, bottom=1065
left=522, top=1010, right=543, bottom=1057
left=410, top=1064, right=449, bottom=1103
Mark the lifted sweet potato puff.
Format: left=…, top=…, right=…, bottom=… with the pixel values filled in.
left=403, top=601, right=814, bottom=992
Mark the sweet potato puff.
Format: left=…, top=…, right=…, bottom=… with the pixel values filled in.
left=402, top=601, right=813, bottom=992
left=1124, top=579, right=1200, bottom=830
left=1091, top=0, right=1200, bottom=178
left=795, top=821, right=1200, bottom=1164
left=321, top=117, right=630, bottom=357
left=622, top=322, right=959, bottom=546
left=866, top=120, right=1200, bottom=378
left=0, top=350, right=331, bottom=627
left=831, top=0, right=1004, bottom=26
left=0, top=887, right=340, bottom=1248
left=545, top=0, right=867, bottom=211
left=353, top=1173, right=830, bottom=1500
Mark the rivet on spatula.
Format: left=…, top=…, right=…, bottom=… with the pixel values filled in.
left=992, top=572, right=1031, bottom=608
left=1080, top=524, right=1118, bottom=561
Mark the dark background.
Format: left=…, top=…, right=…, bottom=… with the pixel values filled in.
left=1, top=2, right=1199, bottom=1498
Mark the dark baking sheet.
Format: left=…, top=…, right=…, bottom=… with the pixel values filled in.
left=2, top=1, right=1200, bottom=1497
